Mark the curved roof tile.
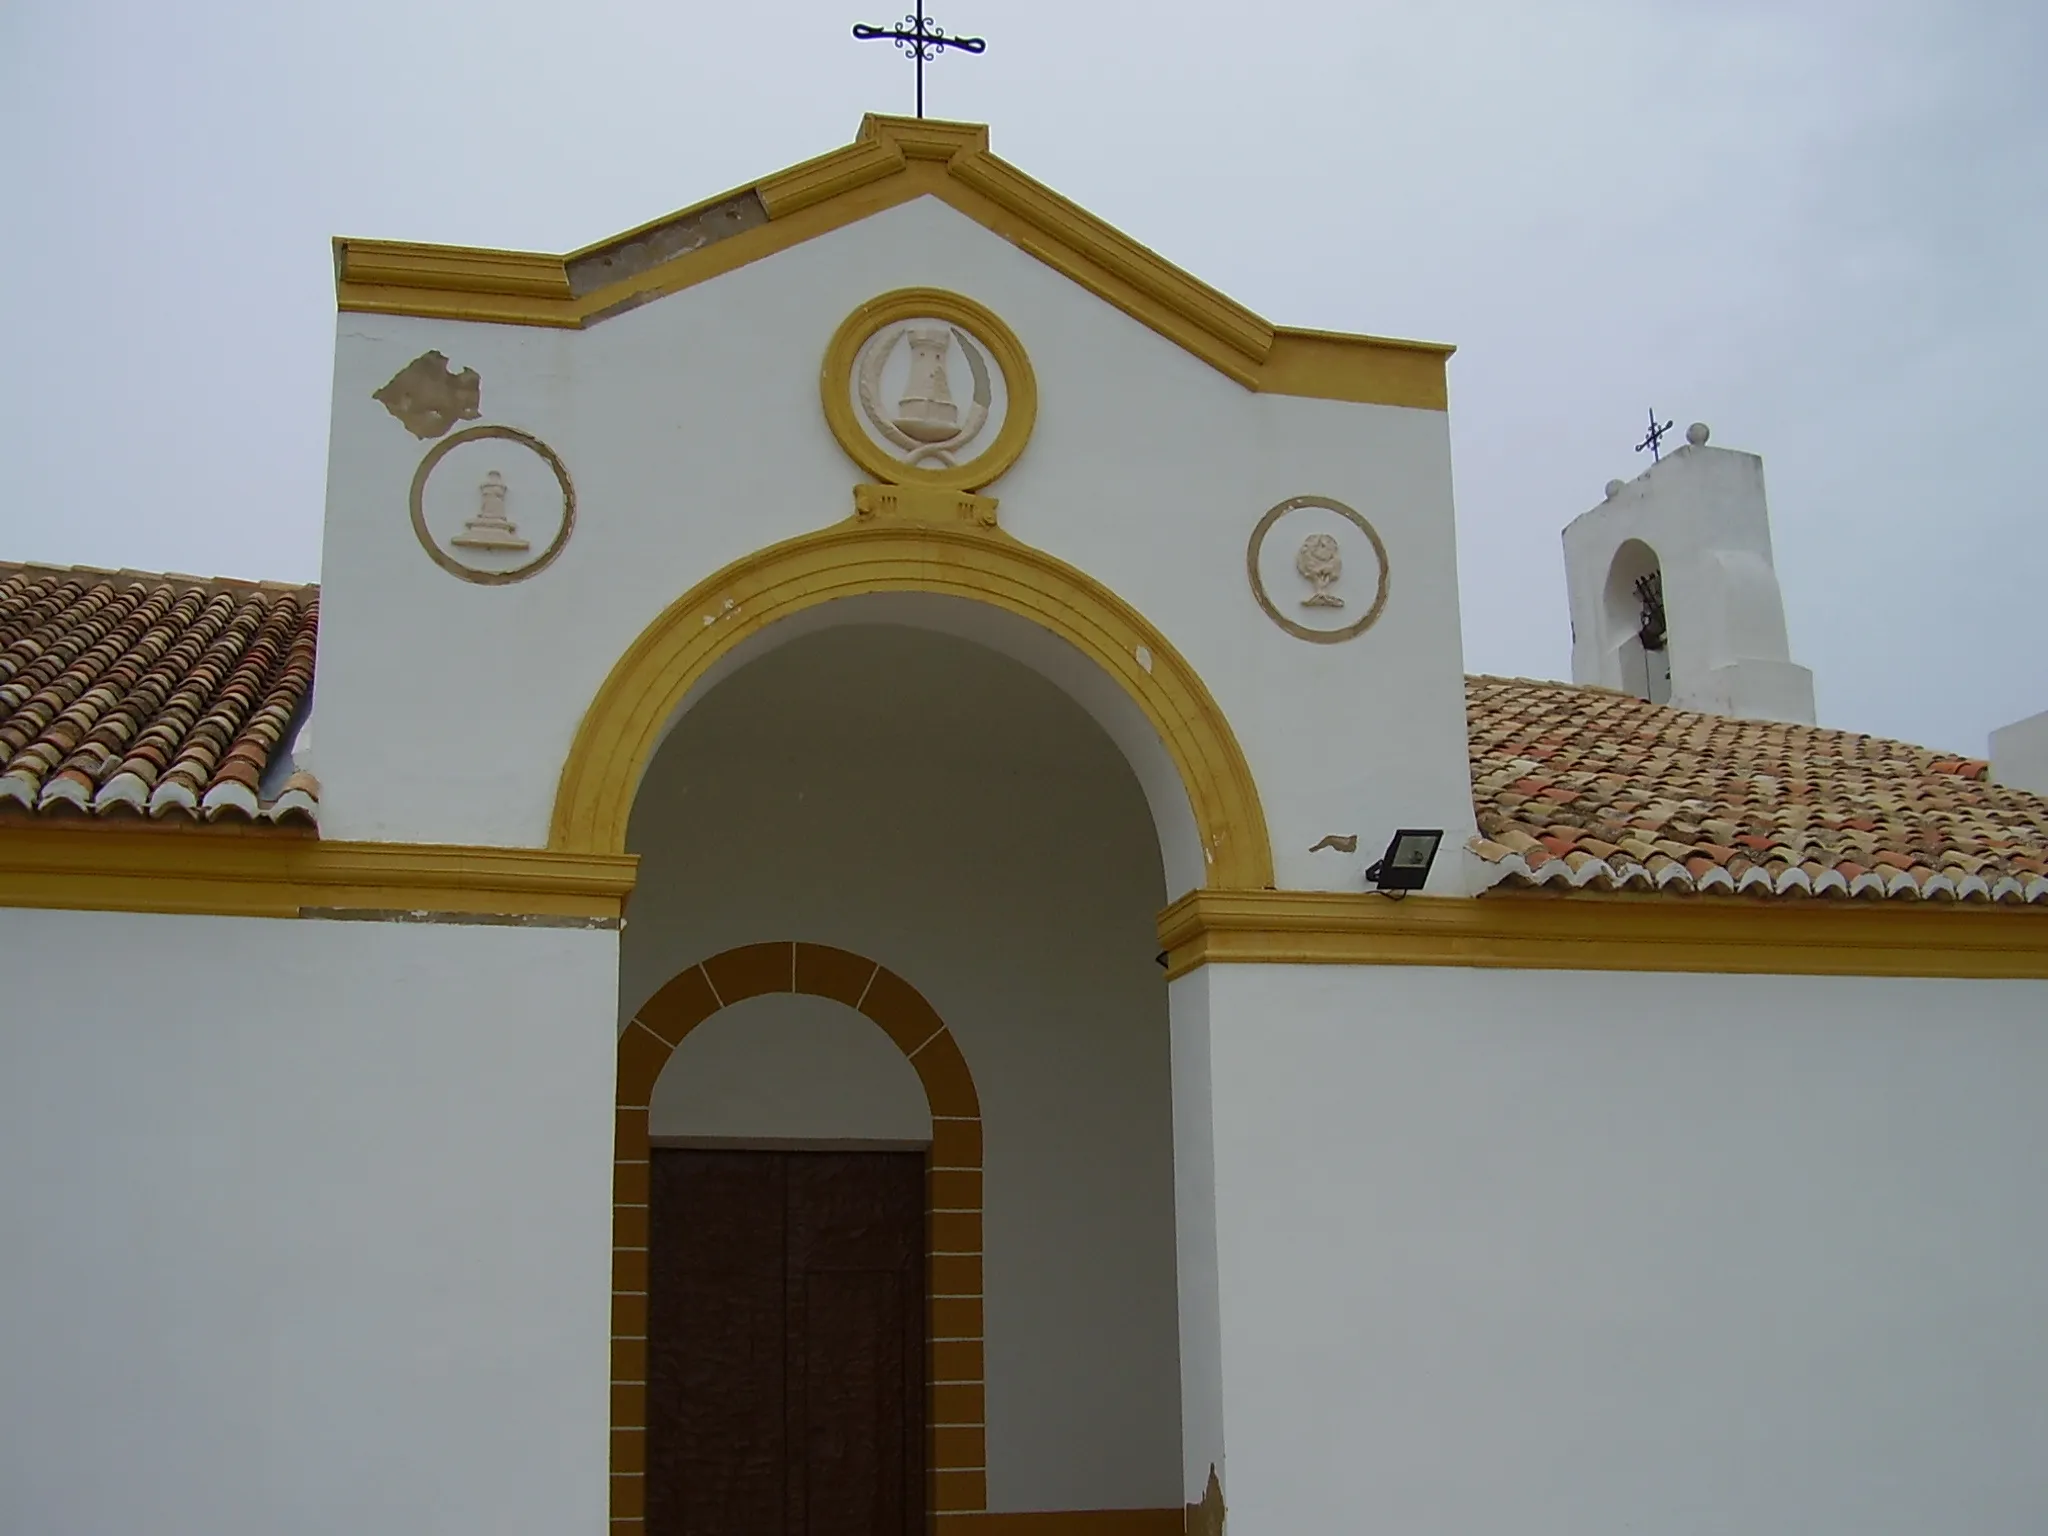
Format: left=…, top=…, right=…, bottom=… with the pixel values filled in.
left=0, top=563, right=317, bottom=827
left=1467, top=676, right=2048, bottom=904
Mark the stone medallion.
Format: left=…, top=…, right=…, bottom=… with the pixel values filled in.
left=409, top=425, right=575, bottom=585
left=1246, top=495, right=1390, bottom=643
left=822, top=288, right=1037, bottom=491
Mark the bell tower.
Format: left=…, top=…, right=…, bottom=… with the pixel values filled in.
left=1563, top=423, right=1816, bottom=724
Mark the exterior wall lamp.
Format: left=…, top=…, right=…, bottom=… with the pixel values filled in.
left=1366, top=829, right=1444, bottom=895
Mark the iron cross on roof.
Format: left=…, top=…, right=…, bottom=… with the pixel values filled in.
left=1636, top=408, right=1675, bottom=463
left=853, top=6, right=986, bottom=119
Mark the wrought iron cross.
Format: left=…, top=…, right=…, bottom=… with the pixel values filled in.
left=853, top=6, right=986, bottom=118
left=1635, top=408, right=1674, bottom=463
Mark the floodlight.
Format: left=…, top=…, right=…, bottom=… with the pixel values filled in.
left=1365, top=828, right=1443, bottom=894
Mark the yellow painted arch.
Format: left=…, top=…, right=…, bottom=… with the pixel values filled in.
left=549, top=520, right=1274, bottom=889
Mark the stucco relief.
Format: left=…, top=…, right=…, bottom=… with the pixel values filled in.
left=858, top=324, right=993, bottom=468
left=822, top=288, right=1038, bottom=492
left=1247, top=495, right=1391, bottom=643
left=450, top=471, right=531, bottom=553
left=409, top=426, right=575, bottom=585
left=373, top=350, right=482, bottom=439
left=1296, top=532, right=1344, bottom=607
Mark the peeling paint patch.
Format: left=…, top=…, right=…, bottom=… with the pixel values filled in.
left=565, top=190, right=769, bottom=300
left=301, top=907, right=621, bottom=930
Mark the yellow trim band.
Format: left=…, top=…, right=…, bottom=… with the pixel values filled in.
left=1158, top=889, right=2048, bottom=982
left=550, top=519, right=1274, bottom=889
left=334, top=115, right=1452, bottom=411
left=0, top=826, right=637, bottom=922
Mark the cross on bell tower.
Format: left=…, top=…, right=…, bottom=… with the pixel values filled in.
left=1635, top=407, right=1675, bottom=463
left=853, top=6, right=986, bottom=118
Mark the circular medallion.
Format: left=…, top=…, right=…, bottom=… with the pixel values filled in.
left=821, top=288, right=1037, bottom=491
left=1246, top=495, right=1390, bottom=643
left=409, top=425, right=575, bottom=585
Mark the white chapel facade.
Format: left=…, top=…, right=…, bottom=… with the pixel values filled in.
left=4, top=115, right=2048, bottom=1536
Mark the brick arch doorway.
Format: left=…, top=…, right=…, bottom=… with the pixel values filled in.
left=612, top=941, right=984, bottom=1534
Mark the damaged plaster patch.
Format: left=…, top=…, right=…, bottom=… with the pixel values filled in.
left=373, top=351, right=482, bottom=439
left=565, top=190, right=769, bottom=300
left=302, top=907, right=621, bottom=930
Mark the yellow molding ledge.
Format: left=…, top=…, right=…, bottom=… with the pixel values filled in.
left=334, top=114, right=1451, bottom=410
left=1158, top=889, right=2048, bottom=983
left=0, top=826, right=637, bottom=922
left=332, top=238, right=573, bottom=300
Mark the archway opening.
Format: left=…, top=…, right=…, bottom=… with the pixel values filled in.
left=614, top=621, right=1186, bottom=1533
left=549, top=521, right=1272, bottom=896
left=1604, top=538, right=1671, bottom=704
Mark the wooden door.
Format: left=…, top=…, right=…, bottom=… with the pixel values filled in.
left=647, top=1149, right=926, bottom=1536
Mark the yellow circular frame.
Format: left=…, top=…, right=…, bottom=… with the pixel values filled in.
left=820, top=287, right=1039, bottom=492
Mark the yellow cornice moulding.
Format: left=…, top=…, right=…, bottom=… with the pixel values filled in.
left=332, top=237, right=573, bottom=301
left=0, top=826, right=638, bottom=922
left=1157, top=888, right=2048, bottom=983
left=332, top=114, right=1452, bottom=411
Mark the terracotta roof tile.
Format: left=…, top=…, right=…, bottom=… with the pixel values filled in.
left=1467, top=676, right=2048, bottom=904
left=0, top=563, right=318, bottom=827
left=6, top=562, right=2044, bottom=907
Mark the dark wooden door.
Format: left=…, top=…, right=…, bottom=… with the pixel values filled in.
left=647, top=1149, right=925, bottom=1536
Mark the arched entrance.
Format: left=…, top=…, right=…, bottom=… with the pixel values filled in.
left=550, top=520, right=1273, bottom=895
left=592, top=524, right=1212, bottom=1533
left=613, top=942, right=984, bottom=1533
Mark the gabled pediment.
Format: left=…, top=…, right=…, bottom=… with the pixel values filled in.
left=334, top=115, right=1451, bottom=409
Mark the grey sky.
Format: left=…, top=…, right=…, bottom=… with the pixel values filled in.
left=3, top=1, right=2042, bottom=756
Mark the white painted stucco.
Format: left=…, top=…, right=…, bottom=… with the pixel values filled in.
left=1166, top=971, right=1225, bottom=1511
left=1564, top=439, right=1817, bottom=723
left=621, top=623, right=1183, bottom=1513
left=1179, top=960, right=2048, bottom=1535
left=313, top=193, right=1478, bottom=894
left=1991, top=709, right=2048, bottom=795
left=0, top=907, right=619, bottom=1536
left=650, top=991, right=933, bottom=1142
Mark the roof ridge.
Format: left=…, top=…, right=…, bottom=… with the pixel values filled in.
left=0, top=560, right=316, bottom=598
left=1464, top=672, right=1994, bottom=769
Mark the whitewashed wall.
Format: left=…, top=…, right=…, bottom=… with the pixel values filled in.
left=620, top=623, right=1183, bottom=1513
left=0, top=907, right=618, bottom=1536
left=314, top=194, right=1476, bottom=893
left=651, top=992, right=933, bottom=1141
left=1179, top=960, right=2048, bottom=1536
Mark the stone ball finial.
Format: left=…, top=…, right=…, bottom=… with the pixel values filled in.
left=1686, top=422, right=1710, bottom=446
left=1604, top=479, right=1625, bottom=500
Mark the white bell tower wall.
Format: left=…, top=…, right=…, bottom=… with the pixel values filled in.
left=1563, top=429, right=1816, bottom=724
left=1991, top=710, right=2048, bottom=795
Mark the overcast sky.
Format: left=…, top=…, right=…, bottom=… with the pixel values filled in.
left=2, top=1, right=2041, bottom=755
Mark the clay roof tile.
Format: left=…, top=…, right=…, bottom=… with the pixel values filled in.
left=1467, top=676, right=2048, bottom=907
left=0, top=563, right=318, bottom=830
